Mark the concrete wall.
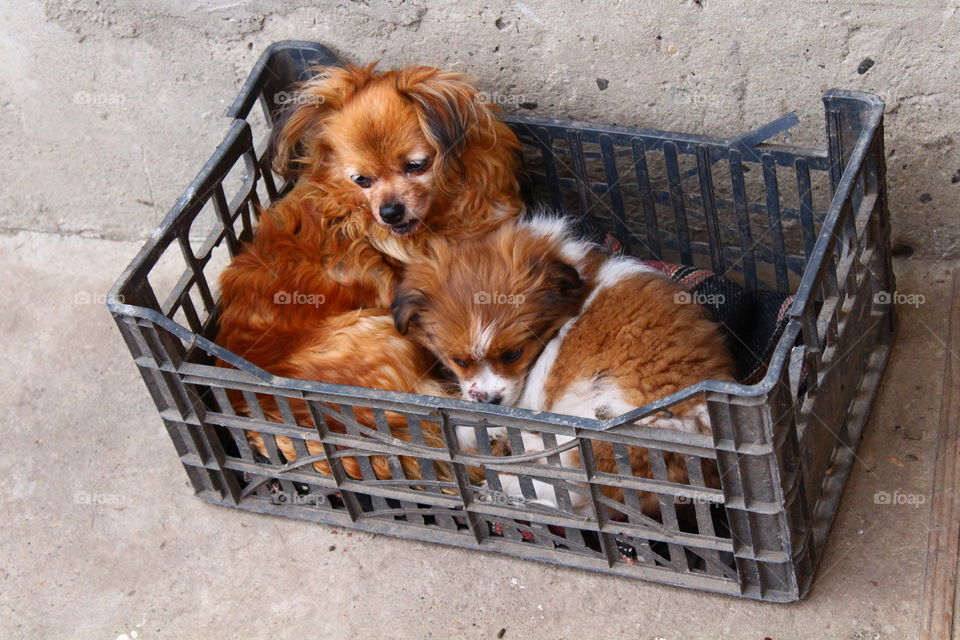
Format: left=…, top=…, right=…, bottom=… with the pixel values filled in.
left=2, top=0, right=958, bottom=258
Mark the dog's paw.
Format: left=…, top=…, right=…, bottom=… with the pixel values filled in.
left=486, top=426, right=508, bottom=442
left=497, top=474, right=560, bottom=510
left=455, top=425, right=480, bottom=451
left=456, top=424, right=512, bottom=454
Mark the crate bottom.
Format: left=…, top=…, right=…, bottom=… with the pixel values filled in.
left=180, top=339, right=893, bottom=604
left=196, top=491, right=757, bottom=598
left=185, top=340, right=892, bottom=604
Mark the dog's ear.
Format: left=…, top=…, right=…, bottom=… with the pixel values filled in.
left=270, top=63, right=377, bottom=180
left=541, top=260, right=585, bottom=312
left=391, top=287, right=430, bottom=337
left=398, top=68, right=495, bottom=191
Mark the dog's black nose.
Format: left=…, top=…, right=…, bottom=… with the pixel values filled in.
left=380, top=202, right=406, bottom=224
left=488, top=395, right=503, bottom=406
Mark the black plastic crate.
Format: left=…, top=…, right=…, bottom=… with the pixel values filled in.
left=107, top=41, right=896, bottom=602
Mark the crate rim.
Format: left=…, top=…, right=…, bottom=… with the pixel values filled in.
left=106, top=40, right=885, bottom=433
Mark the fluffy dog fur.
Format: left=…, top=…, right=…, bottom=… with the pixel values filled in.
left=242, top=311, right=480, bottom=485
left=393, top=214, right=737, bottom=516
left=216, top=63, right=522, bottom=484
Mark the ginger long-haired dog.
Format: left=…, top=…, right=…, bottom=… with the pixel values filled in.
left=216, top=63, right=522, bottom=485
left=393, top=214, right=736, bottom=515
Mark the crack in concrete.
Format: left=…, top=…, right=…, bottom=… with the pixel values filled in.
left=0, top=226, right=147, bottom=243
left=138, top=145, right=161, bottom=225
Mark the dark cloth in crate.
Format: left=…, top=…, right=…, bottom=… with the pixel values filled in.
left=637, top=261, right=795, bottom=385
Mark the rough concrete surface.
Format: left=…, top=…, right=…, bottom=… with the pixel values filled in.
left=0, top=0, right=959, bottom=256
left=2, top=1, right=960, bottom=638
left=0, top=229, right=955, bottom=639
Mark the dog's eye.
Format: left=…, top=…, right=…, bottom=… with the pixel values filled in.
left=500, top=348, right=523, bottom=363
left=352, top=175, right=372, bottom=188
left=404, top=159, right=428, bottom=173
left=452, top=358, right=468, bottom=368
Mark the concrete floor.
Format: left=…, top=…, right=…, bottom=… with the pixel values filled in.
left=0, top=232, right=955, bottom=639
left=4, top=1, right=960, bottom=261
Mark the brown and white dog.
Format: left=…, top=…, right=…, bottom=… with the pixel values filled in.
left=393, top=213, right=736, bottom=515
left=216, top=63, right=522, bottom=483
